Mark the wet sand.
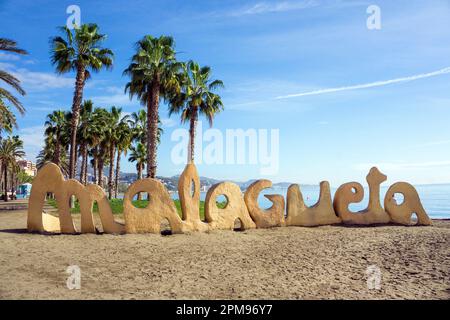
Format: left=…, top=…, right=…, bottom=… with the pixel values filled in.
left=0, top=210, right=449, bottom=300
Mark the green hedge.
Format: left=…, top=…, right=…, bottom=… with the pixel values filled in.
left=47, top=198, right=227, bottom=221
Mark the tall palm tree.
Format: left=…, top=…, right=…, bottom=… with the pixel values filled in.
left=0, top=136, right=25, bottom=202
left=50, top=24, right=113, bottom=179
left=114, top=121, right=132, bottom=198
left=85, top=107, right=108, bottom=185
left=0, top=38, right=28, bottom=116
left=77, top=100, right=98, bottom=185
left=90, top=108, right=109, bottom=187
left=103, top=106, right=129, bottom=199
left=124, top=35, right=182, bottom=178
left=169, top=60, right=224, bottom=163
left=128, top=142, right=146, bottom=200
left=44, top=110, right=70, bottom=167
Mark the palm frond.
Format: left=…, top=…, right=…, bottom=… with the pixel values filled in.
left=0, top=70, right=26, bottom=96
left=0, top=88, right=25, bottom=114
left=0, top=38, right=28, bottom=55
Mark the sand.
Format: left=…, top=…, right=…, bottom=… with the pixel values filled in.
left=0, top=209, right=449, bottom=300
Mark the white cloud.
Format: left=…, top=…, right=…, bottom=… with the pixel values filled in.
left=33, top=106, right=57, bottom=112
left=18, top=126, right=45, bottom=161
left=218, top=66, right=450, bottom=112
left=224, top=78, right=315, bottom=111
left=92, top=92, right=134, bottom=106
left=276, top=67, right=450, bottom=99
left=104, top=86, right=124, bottom=94
left=231, top=0, right=319, bottom=16
left=0, top=62, right=15, bottom=70
left=91, top=86, right=135, bottom=106
left=161, top=117, right=176, bottom=128
left=226, top=100, right=267, bottom=110
left=23, top=59, right=37, bottom=65
left=13, top=68, right=74, bottom=90
left=1, top=63, right=74, bottom=91
left=0, top=52, right=20, bottom=61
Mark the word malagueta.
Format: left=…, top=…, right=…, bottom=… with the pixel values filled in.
left=27, top=163, right=431, bottom=235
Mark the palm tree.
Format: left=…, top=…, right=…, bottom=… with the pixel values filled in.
left=40, top=111, right=70, bottom=178
left=0, top=136, right=25, bottom=202
left=124, top=35, right=182, bottom=178
left=44, top=110, right=69, bottom=167
left=77, top=100, right=97, bottom=185
left=103, top=106, right=129, bottom=199
left=128, top=142, right=146, bottom=200
left=0, top=38, right=28, bottom=116
left=36, top=144, right=69, bottom=176
left=114, top=121, right=132, bottom=198
left=0, top=99, right=16, bottom=140
left=89, top=155, right=97, bottom=184
left=129, top=109, right=147, bottom=144
left=129, top=109, right=163, bottom=148
left=88, top=147, right=102, bottom=184
left=50, top=24, right=113, bottom=179
left=90, top=108, right=109, bottom=187
left=169, top=60, right=224, bottom=163
left=16, top=169, right=33, bottom=184
left=85, top=107, right=108, bottom=185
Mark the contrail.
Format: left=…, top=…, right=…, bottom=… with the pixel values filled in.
left=275, top=67, right=450, bottom=99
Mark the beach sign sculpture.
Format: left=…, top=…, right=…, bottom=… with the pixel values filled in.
left=27, top=163, right=431, bottom=234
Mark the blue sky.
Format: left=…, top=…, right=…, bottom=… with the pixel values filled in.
left=1, top=0, right=450, bottom=186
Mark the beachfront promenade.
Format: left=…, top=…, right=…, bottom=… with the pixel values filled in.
left=0, top=199, right=56, bottom=214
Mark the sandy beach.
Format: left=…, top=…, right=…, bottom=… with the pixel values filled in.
left=0, top=209, right=449, bottom=300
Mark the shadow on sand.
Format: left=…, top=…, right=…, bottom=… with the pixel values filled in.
left=0, top=228, right=29, bottom=234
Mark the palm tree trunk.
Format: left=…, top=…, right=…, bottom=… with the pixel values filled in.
left=108, top=144, right=115, bottom=199
left=98, top=158, right=104, bottom=187
left=54, top=134, right=61, bottom=167
left=137, top=164, right=142, bottom=201
left=83, top=148, right=88, bottom=185
left=147, top=81, right=160, bottom=178
left=92, top=153, right=97, bottom=185
left=74, top=142, right=78, bottom=176
left=3, top=165, right=8, bottom=202
left=68, top=64, right=85, bottom=179
left=0, top=161, right=2, bottom=190
left=114, top=148, right=121, bottom=198
left=79, top=142, right=86, bottom=184
left=0, top=161, right=2, bottom=187
left=188, top=106, right=198, bottom=164
left=12, top=172, right=16, bottom=199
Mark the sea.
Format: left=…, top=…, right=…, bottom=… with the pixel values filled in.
left=170, top=184, right=450, bottom=219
